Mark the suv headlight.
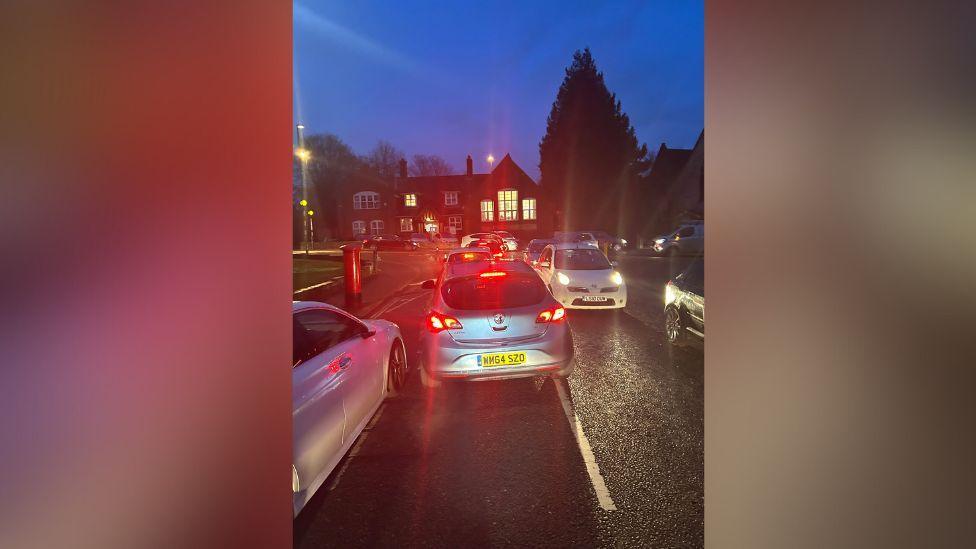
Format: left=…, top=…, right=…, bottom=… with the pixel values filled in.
left=665, top=282, right=677, bottom=305
left=556, top=272, right=570, bottom=285
left=654, top=238, right=666, bottom=244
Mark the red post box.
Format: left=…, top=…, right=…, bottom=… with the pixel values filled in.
left=340, top=243, right=362, bottom=305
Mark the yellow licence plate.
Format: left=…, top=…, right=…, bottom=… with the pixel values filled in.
left=478, top=351, right=527, bottom=368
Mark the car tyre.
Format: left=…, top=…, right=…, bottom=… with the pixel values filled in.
left=420, top=365, right=441, bottom=389
left=386, top=340, right=407, bottom=397
left=665, top=306, right=685, bottom=347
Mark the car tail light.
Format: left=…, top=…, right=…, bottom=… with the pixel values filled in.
left=427, top=311, right=462, bottom=333
left=479, top=271, right=507, bottom=278
left=536, top=306, right=566, bottom=323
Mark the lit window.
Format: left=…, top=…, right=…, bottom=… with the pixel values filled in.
left=404, top=193, right=417, bottom=207
left=448, top=215, right=462, bottom=234
left=353, top=191, right=379, bottom=210
left=444, top=191, right=458, bottom=206
left=399, top=218, right=412, bottom=232
left=352, top=221, right=366, bottom=236
left=370, top=219, right=384, bottom=236
left=480, top=199, right=494, bottom=222
left=522, top=198, right=537, bottom=220
left=498, top=189, right=518, bottom=221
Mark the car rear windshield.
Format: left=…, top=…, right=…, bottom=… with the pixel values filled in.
left=440, top=273, right=546, bottom=310
left=527, top=241, right=549, bottom=252
left=554, top=249, right=611, bottom=270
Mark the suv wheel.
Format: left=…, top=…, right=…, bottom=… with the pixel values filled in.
left=665, top=306, right=684, bottom=347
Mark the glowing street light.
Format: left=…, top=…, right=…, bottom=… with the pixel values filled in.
left=299, top=199, right=307, bottom=207
left=295, top=147, right=311, bottom=162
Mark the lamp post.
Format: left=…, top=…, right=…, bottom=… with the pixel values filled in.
left=296, top=123, right=311, bottom=253
left=487, top=154, right=495, bottom=171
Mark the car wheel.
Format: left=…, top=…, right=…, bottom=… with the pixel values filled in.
left=665, top=306, right=684, bottom=347
left=420, top=366, right=441, bottom=389
left=386, top=340, right=407, bottom=396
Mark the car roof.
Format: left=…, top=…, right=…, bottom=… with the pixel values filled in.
left=528, top=238, right=555, bottom=244
left=293, top=300, right=342, bottom=313
left=444, top=259, right=535, bottom=280
left=548, top=242, right=599, bottom=250
left=447, top=247, right=490, bottom=255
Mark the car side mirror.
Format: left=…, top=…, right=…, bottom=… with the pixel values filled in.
left=421, top=279, right=436, bottom=290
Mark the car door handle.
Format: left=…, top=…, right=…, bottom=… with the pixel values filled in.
left=338, top=356, right=352, bottom=370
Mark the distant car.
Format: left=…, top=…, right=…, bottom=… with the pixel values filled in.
left=467, top=238, right=504, bottom=258
left=442, top=247, right=492, bottom=265
left=652, top=222, right=704, bottom=257
left=408, top=232, right=438, bottom=249
left=362, top=234, right=400, bottom=246
left=584, top=230, right=628, bottom=251
left=492, top=230, right=519, bottom=251
left=523, top=238, right=556, bottom=264
left=534, top=242, right=627, bottom=309
left=292, top=301, right=407, bottom=516
left=417, top=260, right=575, bottom=388
left=460, top=232, right=504, bottom=248
left=366, top=239, right=418, bottom=251
left=553, top=231, right=600, bottom=248
left=664, top=259, right=704, bottom=350
left=434, top=233, right=459, bottom=248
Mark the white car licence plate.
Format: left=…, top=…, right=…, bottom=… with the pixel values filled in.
left=582, top=296, right=608, bottom=302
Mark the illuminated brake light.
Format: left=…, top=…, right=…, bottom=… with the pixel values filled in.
left=536, top=307, right=566, bottom=323
left=479, top=271, right=507, bottom=278
left=463, top=253, right=476, bottom=260
left=427, top=311, right=462, bottom=333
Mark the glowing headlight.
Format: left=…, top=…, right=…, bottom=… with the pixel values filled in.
left=611, top=271, right=623, bottom=285
left=665, top=282, right=677, bottom=305
left=620, top=239, right=627, bottom=245
left=654, top=238, right=666, bottom=244
left=556, top=272, right=570, bottom=285
left=292, top=465, right=300, bottom=493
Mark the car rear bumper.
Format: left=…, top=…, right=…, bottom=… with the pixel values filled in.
left=421, top=324, right=575, bottom=380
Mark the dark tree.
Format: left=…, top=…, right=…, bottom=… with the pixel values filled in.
left=409, top=154, right=455, bottom=177
left=365, top=140, right=405, bottom=180
left=538, top=48, right=651, bottom=235
left=296, top=133, right=364, bottom=239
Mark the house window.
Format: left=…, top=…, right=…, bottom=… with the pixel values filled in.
left=370, top=220, right=384, bottom=236
left=352, top=221, right=366, bottom=236
left=522, top=198, right=537, bottom=221
left=353, top=191, right=379, bottom=210
left=448, top=215, right=462, bottom=234
left=444, top=191, right=458, bottom=206
left=480, top=199, right=494, bottom=222
left=404, top=193, right=417, bottom=207
left=498, top=189, right=518, bottom=221
left=399, top=218, right=412, bottom=232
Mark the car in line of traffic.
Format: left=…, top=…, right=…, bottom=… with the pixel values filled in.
left=523, top=238, right=555, bottom=264
left=533, top=242, right=627, bottom=309
left=292, top=301, right=408, bottom=516
left=652, top=221, right=704, bottom=257
left=664, top=259, right=704, bottom=351
left=418, top=259, right=575, bottom=388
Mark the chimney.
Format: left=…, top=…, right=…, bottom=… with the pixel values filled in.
left=398, top=158, right=408, bottom=179
left=466, top=155, right=473, bottom=176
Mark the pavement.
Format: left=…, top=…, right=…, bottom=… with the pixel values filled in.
left=293, top=253, right=704, bottom=548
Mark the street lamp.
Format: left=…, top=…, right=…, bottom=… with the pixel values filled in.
left=296, top=122, right=311, bottom=252
left=295, top=148, right=311, bottom=162
left=487, top=154, right=495, bottom=170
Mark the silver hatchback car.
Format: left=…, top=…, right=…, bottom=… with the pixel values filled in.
left=418, top=260, right=575, bottom=388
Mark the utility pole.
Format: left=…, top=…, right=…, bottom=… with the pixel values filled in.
left=296, top=123, right=310, bottom=254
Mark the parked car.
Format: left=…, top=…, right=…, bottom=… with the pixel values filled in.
left=492, top=230, right=519, bottom=251
left=466, top=237, right=504, bottom=258
left=442, top=246, right=492, bottom=265
left=523, top=238, right=556, bottom=264
left=366, top=239, right=419, bottom=251
left=460, top=232, right=504, bottom=248
left=292, top=301, right=407, bottom=516
left=652, top=222, right=704, bottom=257
left=408, top=232, right=439, bottom=249
left=434, top=233, right=459, bottom=248
left=664, top=259, right=704, bottom=350
left=417, top=260, right=575, bottom=388
left=534, top=242, right=627, bottom=309
left=553, top=231, right=600, bottom=248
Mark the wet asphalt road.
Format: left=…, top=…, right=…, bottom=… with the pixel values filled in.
left=294, top=252, right=703, bottom=548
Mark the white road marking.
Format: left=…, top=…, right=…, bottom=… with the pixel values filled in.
left=368, top=285, right=428, bottom=318
left=293, top=277, right=341, bottom=295
left=326, top=403, right=386, bottom=491
left=555, top=380, right=618, bottom=511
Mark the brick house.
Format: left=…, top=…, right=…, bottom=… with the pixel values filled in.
left=337, top=153, right=551, bottom=241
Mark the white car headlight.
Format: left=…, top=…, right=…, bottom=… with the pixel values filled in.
left=654, top=238, right=666, bottom=244
left=620, top=239, right=627, bottom=245
left=665, top=282, right=677, bottom=305
left=556, top=272, right=570, bottom=285
left=611, top=271, right=623, bottom=285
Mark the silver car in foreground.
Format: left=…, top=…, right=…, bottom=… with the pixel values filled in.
left=417, top=260, right=575, bottom=388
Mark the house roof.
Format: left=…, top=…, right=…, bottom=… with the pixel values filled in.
left=399, top=153, right=537, bottom=197
left=646, top=143, right=693, bottom=181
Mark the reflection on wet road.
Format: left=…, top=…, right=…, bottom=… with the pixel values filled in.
left=294, top=253, right=703, bottom=548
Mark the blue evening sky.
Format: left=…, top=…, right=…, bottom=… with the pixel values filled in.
left=294, top=0, right=702, bottom=179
